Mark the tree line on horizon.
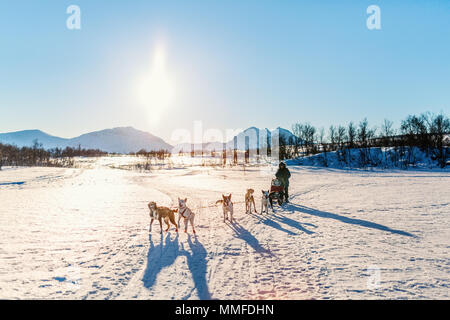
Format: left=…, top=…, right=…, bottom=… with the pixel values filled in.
left=0, top=140, right=107, bottom=170
left=280, top=112, right=449, bottom=168
left=1, top=112, right=448, bottom=170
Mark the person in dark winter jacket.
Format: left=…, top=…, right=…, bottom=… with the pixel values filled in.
left=275, top=161, right=291, bottom=202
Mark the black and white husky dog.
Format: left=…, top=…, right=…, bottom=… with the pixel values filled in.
left=261, top=190, right=270, bottom=214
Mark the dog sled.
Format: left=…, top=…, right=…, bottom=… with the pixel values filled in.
left=269, top=178, right=285, bottom=208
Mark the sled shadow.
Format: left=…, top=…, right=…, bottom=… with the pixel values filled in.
left=0, top=181, right=25, bottom=186
left=286, top=203, right=416, bottom=238
left=272, top=213, right=316, bottom=235
left=182, top=235, right=211, bottom=300
left=250, top=213, right=298, bottom=236
left=143, top=233, right=211, bottom=300
left=226, top=221, right=272, bottom=255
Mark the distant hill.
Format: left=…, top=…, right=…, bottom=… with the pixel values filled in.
left=0, top=127, right=173, bottom=154
left=70, top=127, right=172, bottom=154
left=0, top=130, right=69, bottom=149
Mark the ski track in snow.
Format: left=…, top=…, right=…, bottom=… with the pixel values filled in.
left=0, top=161, right=449, bottom=299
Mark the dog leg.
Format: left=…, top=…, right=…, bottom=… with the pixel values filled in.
left=159, top=218, right=163, bottom=234
left=149, top=218, right=154, bottom=232
left=165, top=218, right=170, bottom=232
left=184, top=218, right=188, bottom=233
left=190, top=216, right=196, bottom=234
left=170, top=216, right=178, bottom=232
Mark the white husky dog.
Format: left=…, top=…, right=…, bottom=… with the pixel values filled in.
left=261, top=190, right=270, bottom=214
left=177, top=198, right=196, bottom=234
left=216, top=194, right=234, bottom=223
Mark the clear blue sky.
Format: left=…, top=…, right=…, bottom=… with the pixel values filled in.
left=0, top=0, right=449, bottom=143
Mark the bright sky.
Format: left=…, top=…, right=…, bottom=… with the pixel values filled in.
left=0, top=0, right=449, bottom=144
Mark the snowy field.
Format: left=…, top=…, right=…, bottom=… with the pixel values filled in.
left=0, top=157, right=449, bottom=299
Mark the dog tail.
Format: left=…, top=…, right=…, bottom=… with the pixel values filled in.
left=215, top=199, right=224, bottom=205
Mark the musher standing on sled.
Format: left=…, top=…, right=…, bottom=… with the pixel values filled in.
left=275, top=161, right=291, bottom=203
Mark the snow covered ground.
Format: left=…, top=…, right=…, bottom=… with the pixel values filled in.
left=0, top=158, right=449, bottom=299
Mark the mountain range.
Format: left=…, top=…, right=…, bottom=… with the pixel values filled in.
left=0, top=127, right=172, bottom=154
left=0, top=126, right=298, bottom=154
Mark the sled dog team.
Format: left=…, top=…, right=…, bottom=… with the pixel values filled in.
left=148, top=189, right=272, bottom=234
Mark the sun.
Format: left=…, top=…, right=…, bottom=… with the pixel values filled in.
left=138, top=45, right=175, bottom=123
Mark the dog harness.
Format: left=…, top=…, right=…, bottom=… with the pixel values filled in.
left=179, top=206, right=191, bottom=219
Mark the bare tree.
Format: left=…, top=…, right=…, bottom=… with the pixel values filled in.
left=357, top=118, right=376, bottom=167
left=336, top=125, right=347, bottom=164
left=318, top=127, right=328, bottom=167
left=292, top=122, right=317, bottom=156
left=329, top=125, right=336, bottom=151
left=347, top=122, right=356, bottom=149
left=429, top=113, right=450, bottom=168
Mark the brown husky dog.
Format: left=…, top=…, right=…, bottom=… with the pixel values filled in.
left=245, top=189, right=257, bottom=214
left=216, top=194, right=234, bottom=223
left=148, top=201, right=178, bottom=233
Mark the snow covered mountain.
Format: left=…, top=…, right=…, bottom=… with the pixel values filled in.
left=172, top=127, right=299, bottom=152
left=69, top=127, right=172, bottom=154
left=226, top=126, right=298, bottom=150
left=0, top=130, right=69, bottom=149
left=0, top=127, right=173, bottom=154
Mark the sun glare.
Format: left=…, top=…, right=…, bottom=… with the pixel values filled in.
left=138, top=45, right=175, bottom=124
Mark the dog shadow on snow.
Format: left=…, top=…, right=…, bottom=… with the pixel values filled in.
left=143, top=233, right=211, bottom=300
left=285, top=203, right=416, bottom=238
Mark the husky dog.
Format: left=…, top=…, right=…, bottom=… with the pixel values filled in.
left=177, top=198, right=196, bottom=234
left=148, top=201, right=178, bottom=233
left=245, top=189, right=257, bottom=214
left=216, top=194, right=234, bottom=223
left=261, top=190, right=270, bottom=214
